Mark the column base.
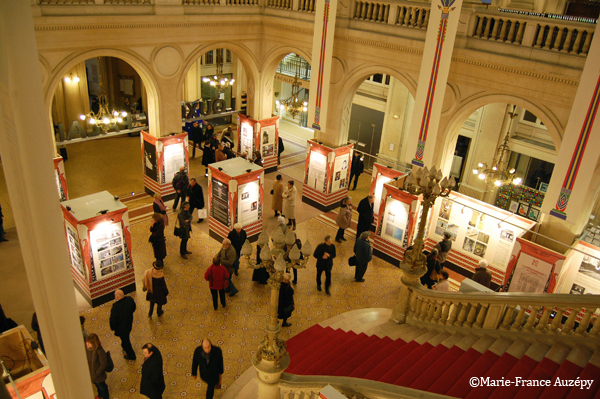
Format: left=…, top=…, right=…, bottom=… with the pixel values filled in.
left=253, top=353, right=290, bottom=399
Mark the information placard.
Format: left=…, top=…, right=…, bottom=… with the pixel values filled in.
left=238, top=181, right=259, bottom=225
left=66, top=222, right=85, bottom=279
left=331, top=153, right=350, bottom=192
left=90, top=222, right=126, bottom=281
left=240, top=122, right=254, bottom=156
left=261, top=125, right=276, bottom=157
left=374, top=175, right=392, bottom=216
left=163, top=142, right=185, bottom=183
left=307, top=151, right=327, bottom=193
left=211, top=177, right=230, bottom=226
left=381, top=198, right=411, bottom=248
left=144, top=140, right=158, bottom=182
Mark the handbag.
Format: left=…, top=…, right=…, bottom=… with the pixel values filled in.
left=105, top=350, right=114, bottom=372
left=348, top=255, right=357, bottom=266
left=270, top=189, right=274, bottom=195
left=174, top=220, right=185, bottom=238
left=198, top=208, right=208, bottom=219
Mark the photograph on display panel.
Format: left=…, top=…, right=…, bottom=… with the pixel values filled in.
left=66, top=223, right=86, bottom=279
left=163, top=143, right=185, bottom=184
left=381, top=199, right=411, bottom=247
left=261, top=125, right=276, bottom=157
left=90, top=222, right=127, bottom=281
left=307, top=151, right=327, bottom=193
left=238, top=181, right=260, bottom=226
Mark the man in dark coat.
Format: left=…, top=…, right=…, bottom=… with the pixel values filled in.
left=353, top=231, right=373, bottom=282
left=109, top=289, right=137, bottom=360
left=188, top=178, right=205, bottom=223
left=0, top=202, right=7, bottom=242
left=227, top=223, right=247, bottom=277
left=356, top=195, right=375, bottom=239
left=313, top=235, right=336, bottom=296
left=191, top=339, right=224, bottom=399
left=349, top=151, right=365, bottom=190
left=190, top=121, right=203, bottom=159
left=420, top=249, right=441, bottom=289
left=140, top=343, right=165, bottom=399
left=472, top=259, right=493, bottom=288
left=278, top=273, right=294, bottom=327
left=277, top=136, right=285, bottom=165
left=172, top=166, right=189, bottom=211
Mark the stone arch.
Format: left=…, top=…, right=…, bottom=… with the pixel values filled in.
left=435, top=94, right=563, bottom=174
left=45, top=48, right=161, bottom=138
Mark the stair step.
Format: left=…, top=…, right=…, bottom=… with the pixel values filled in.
left=295, top=331, right=361, bottom=375
left=379, top=341, right=435, bottom=384
left=454, top=334, right=481, bottom=351
left=287, top=327, right=340, bottom=370
left=347, top=337, right=407, bottom=379
left=414, top=330, right=440, bottom=345
left=464, top=352, right=520, bottom=399
left=400, top=327, right=427, bottom=342
left=364, top=340, right=420, bottom=381
left=565, top=362, right=600, bottom=399
left=333, top=336, right=393, bottom=376
left=512, top=356, right=562, bottom=399
left=505, top=339, right=532, bottom=359
left=427, top=332, right=451, bottom=347
left=440, top=332, right=465, bottom=348
left=395, top=343, right=449, bottom=387
left=410, top=345, right=466, bottom=391
left=385, top=323, right=418, bottom=340
left=471, top=335, right=498, bottom=354
left=331, top=335, right=382, bottom=376
left=447, top=349, right=502, bottom=398
left=539, top=360, right=584, bottom=399
left=487, top=353, right=541, bottom=399
left=287, top=325, right=325, bottom=355
left=488, top=337, right=514, bottom=357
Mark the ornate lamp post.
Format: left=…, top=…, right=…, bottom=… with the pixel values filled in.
left=391, top=166, right=456, bottom=324
left=240, top=226, right=312, bottom=398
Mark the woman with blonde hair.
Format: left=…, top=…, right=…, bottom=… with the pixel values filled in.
left=85, top=333, right=109, bottom=399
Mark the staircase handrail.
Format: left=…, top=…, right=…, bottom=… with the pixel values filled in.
left=279, top=373, right=453, bottom=399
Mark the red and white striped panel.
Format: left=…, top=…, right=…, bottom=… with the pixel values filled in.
left=303, top=185, right=349, bottom=207
left=263, top=155, right=277, bottom=169
left=90, top=269, right=135, bottom=300
left=71, top=268, right=90, bottom=296
left=373, top=235, right=406, bottom=263
left=144, top=175, right=161, bottom=193
left=209, top=217, right=231, bottom=240
left=244, top=220, right=263, bottom=237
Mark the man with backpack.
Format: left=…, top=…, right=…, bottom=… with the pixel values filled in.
left=172, top=166, right=189, bottom=211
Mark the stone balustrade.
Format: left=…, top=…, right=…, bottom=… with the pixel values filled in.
left=352, top=0, right=430, bottom=29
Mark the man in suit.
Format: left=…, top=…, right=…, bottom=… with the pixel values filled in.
left=313, top=235, right=337, bottom=296
left=356, top=195, right=375, bottom=239
left=109, top=289, right=137, bottom=360
left=349, top=151, right=365, bottom=190
left=191, top=339, right=224, bottom=399
left=188, top=178, right=205, bottom=223
left=172, top=166, right=189, bottom=211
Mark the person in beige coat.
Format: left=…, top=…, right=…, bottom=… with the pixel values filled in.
left=282, top=180, right=297, bottom=230
left=335, top=197, right=353, bottom=243
left=272, top=175, right=284, bottom=217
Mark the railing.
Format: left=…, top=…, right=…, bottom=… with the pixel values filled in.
left=226, top=0, right=258, bottom=5
left=352, top=1, right=430, bottom=29
left=184, top=0, right=220, bottom=4
left=298, top=0, right=315, bottom=13
left=406, top=286, right=600, bottom=340
left=267, top=0, right=292, bottom=10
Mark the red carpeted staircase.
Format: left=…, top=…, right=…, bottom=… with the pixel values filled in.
left=284, top=324, right=600, bottom=398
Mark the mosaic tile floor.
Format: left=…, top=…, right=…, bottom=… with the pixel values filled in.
left=82, top=217, right=402, bottom=399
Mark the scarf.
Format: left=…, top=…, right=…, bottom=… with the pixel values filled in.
left=143, top=267, right=164, bottom=294
left=153, top=198, right=169, bottom=226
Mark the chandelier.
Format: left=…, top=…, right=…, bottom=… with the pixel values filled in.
left=472, top=105, right=523, bottom=187
left=79, top=58, right=127, bottom=134
left=276, top=54, right=308, bottom=120
left=202, top=49, right=234, bottom=93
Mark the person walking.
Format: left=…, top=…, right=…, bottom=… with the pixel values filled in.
left=434, top=232, right=453, bottom=266
left=188, top=178, right=205, bottom=223
left=356, top=195, right=374, bottom=239
left=278, top=273, right=295, bottom=327
left=472, top=259, right=492, bottom=288
left=313, top=235, right=336, bottom=296
left=149, top=213, right=166, bottom=262
left=0, top=202, right=8, bottom=242
left=143, top=260, right=169, bottom=318
left=271, top=175, right=284, bottom=217
left=204, top=257, right=230, bottom=310
left=277, top=136, right=284, bottom=165
left=353, top=231, right=372, bottom=282
left=85, top=333, right=109, bottom=399
left=140, top=343, right=166, bottom=399
left=420, top=249, right=441, bottom=289
left=190, top=121, right=203, bottom=159
left=218, top=239, right=239, bottom=297
left=191, top=339, right=224, bottom=399
left=109, top=289, right=137, bottom=360
left=227, top=223, right=247, bottom=276
left=335, top=197, right=353, bottom=243
left=202, top=132, right=217, bottom=176
left=349, top=151, right=364, bottom=191
left=152, top=193, right=169, bottom=226
left=282, top=180, right=297, bottom=230
left=177, top=202, right=192, bottom=259
left=172, top=166, right=189, bottom=211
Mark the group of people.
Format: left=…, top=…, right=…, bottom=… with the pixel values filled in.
left=271, top=174, right=298, bottom=230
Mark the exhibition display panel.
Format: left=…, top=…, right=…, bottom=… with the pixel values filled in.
left=302, top=140, right=353, bottom=212
left=237, top=114, right=279, bottom=172
left=60, top=191, right=135, bottom=307
left=141, top=131, right=189, bottom=200
left=557, top=240, right=600, bottom=296
left=369, top=163, right=408, bottom=231
left=425, top=191, right=537, bottom=286
left=208, top=157, right=264, bottom=242
left=53, top=155, right=68, bottom=201
left=372, top=182, right=420, bottom=266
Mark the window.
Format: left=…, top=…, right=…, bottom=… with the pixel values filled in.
left=521, top=109, right=545, bottom=127
left=205, top=51, right=213, bottom=65
left=372, top=74, right=383, bottom=84
left=365, top=74, right=391, bottom=85
left=508, top=152, right=554, bottom=190
left=226, top=50, right=232, bottom=63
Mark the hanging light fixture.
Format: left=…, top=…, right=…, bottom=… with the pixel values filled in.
left=472, top=105, right=522, bottom=187
left=79, top=57, right=127, bottom=134
left=276, top=54, right=308, bottom=121
left=202, top=49, right=234, bottom=93
left=64, top=73, right=80, bottom=83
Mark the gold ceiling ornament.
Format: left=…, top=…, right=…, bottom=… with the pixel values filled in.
left=202, top=49, right=234, bottom=93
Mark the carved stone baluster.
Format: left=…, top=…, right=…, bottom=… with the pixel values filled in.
left=410, top=7, right=417, bottom=27
left=561, top=29, right=574, bottom=53
left=447, top=302, right=459, bottom=325
left=366, top=2, right=373, bottom=21
left=582, top=30, right=593, bottom=54
left=464, top=303, right=478, bottom=328
left=543, top=25, right=556, bottom=50
left=549, top=307, right=565, bottom=333
left=498, top=19, right=509, bottom=41
left=561, top=309, right=578, bottom=335
left=515, top=21, right=526, bottom=43
left=572, top=29, right=584, bottom=53
left=377, top=3, right=384, bottom=22
left=522, top=306, right=539, bottom=332
left=474, top=304, right=488, bottom=329
left=439, top=302, right=450, bottom=325
left=510, top=305, right=527, bottom=331
left=432, top=302, right=442, bottom=323
left=575, top=309, right=594, bottom=336
left=475, top=16, right=484, bottom=37
left=383, top=5, right=389, bottom=24
left=354, top=1, right=361, bottom=18
left=414, top=295, right=423, bottom=319
left=426, top=300, right=436, bottom=322
left=553, top=27, right=566, bottom=51
left=499, top=304, right=516, bottom=330
left=483, top=17, right=492, bottom=39
left=507, top=19, right=517, bottom=42
left=589, top=313, right=600, bottom=337
left=360, top=1, right=367, bottom=19
left=403, top=6, right=411, bottom=25
left=490, top=18, right=500, bottom=40
left=422, top=9, right=429, bottom=29
left=454, top=303, right=469, bottom=327
left=370, top=3, right=377, bottom=21
left=283, top=391, right=291, bottom=399
left=419, top=299, right=430, bottom=321
left=535, top=307, right=552, bottom=333
left=534, top=24, right=545, bottom=47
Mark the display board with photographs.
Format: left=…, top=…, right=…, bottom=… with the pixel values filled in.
left=211, top=178, right=230, bottom=226
left=331, top=153, right=350, bottom=193
left=240, top=122, right=254, bottom=157
left=581, top=226, right=600, bottom=247
left=55, top=170, right=66, bottom=201
left=163, top=142, right=185, bottom=184
left=90, top=223, right=127, bottom=281
left=373, top=175, right=392, bottom=215
left=261, top=125, right=276, bottom=157
left=306, top=151, right=327, bottom=193
left=143, top=140, right=158, bottom=182
left=381, top=198, right=411, bottom=247
left=237, top=181, right=260, bottom=226
left=66, top=222, right=85, bottom=279
left=507, top=252, right=553, bottom=293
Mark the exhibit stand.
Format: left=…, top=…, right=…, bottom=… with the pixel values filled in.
left=53, top=155, right=68, bottom=201
left=237, top=114, right=279, bottom=173
left=1, top=326, right=55, bottom=399
left=557, top=239, right=600, bottom=296
left=60, top=191, right=135, bottom=307
left=208, top=157, right=264, bottom=243
left=369, top=163, right=408, bottom=231
left=425, top=191, right=537, bottom=286
left=302, top=140, right=353, bottom=212
left=372, top=182, right=420, bottom=266
left=141, top=131, right=189, bottom=200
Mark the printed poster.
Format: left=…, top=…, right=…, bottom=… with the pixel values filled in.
left=240, top=122, right=254, bottom=157
left=90, top=222, right=127, bottom=281
left=331, top=153, right=349, bottom=192
left=373, top=175, right=392, bottom=215
left=66, top=222, right=85, bottom=279
left=381, top=198, right=410, bottom=247
left=261, top=125, right=276, bottom=157
left=307, top=151, right=327, bottom=193
left=163, top=143, right=185, bottom=183
left=238, top=181, right=259, bottom=225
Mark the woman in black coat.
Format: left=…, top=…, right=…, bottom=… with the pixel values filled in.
left=150, top=213, right=166, bottom=262
left=278, top=274, right=294, bottom=327
left=252, top=245, right=269, bottom=284
left=143, top=260, right=169, bottom=318
left=140, top=343, right=165, bottom=399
